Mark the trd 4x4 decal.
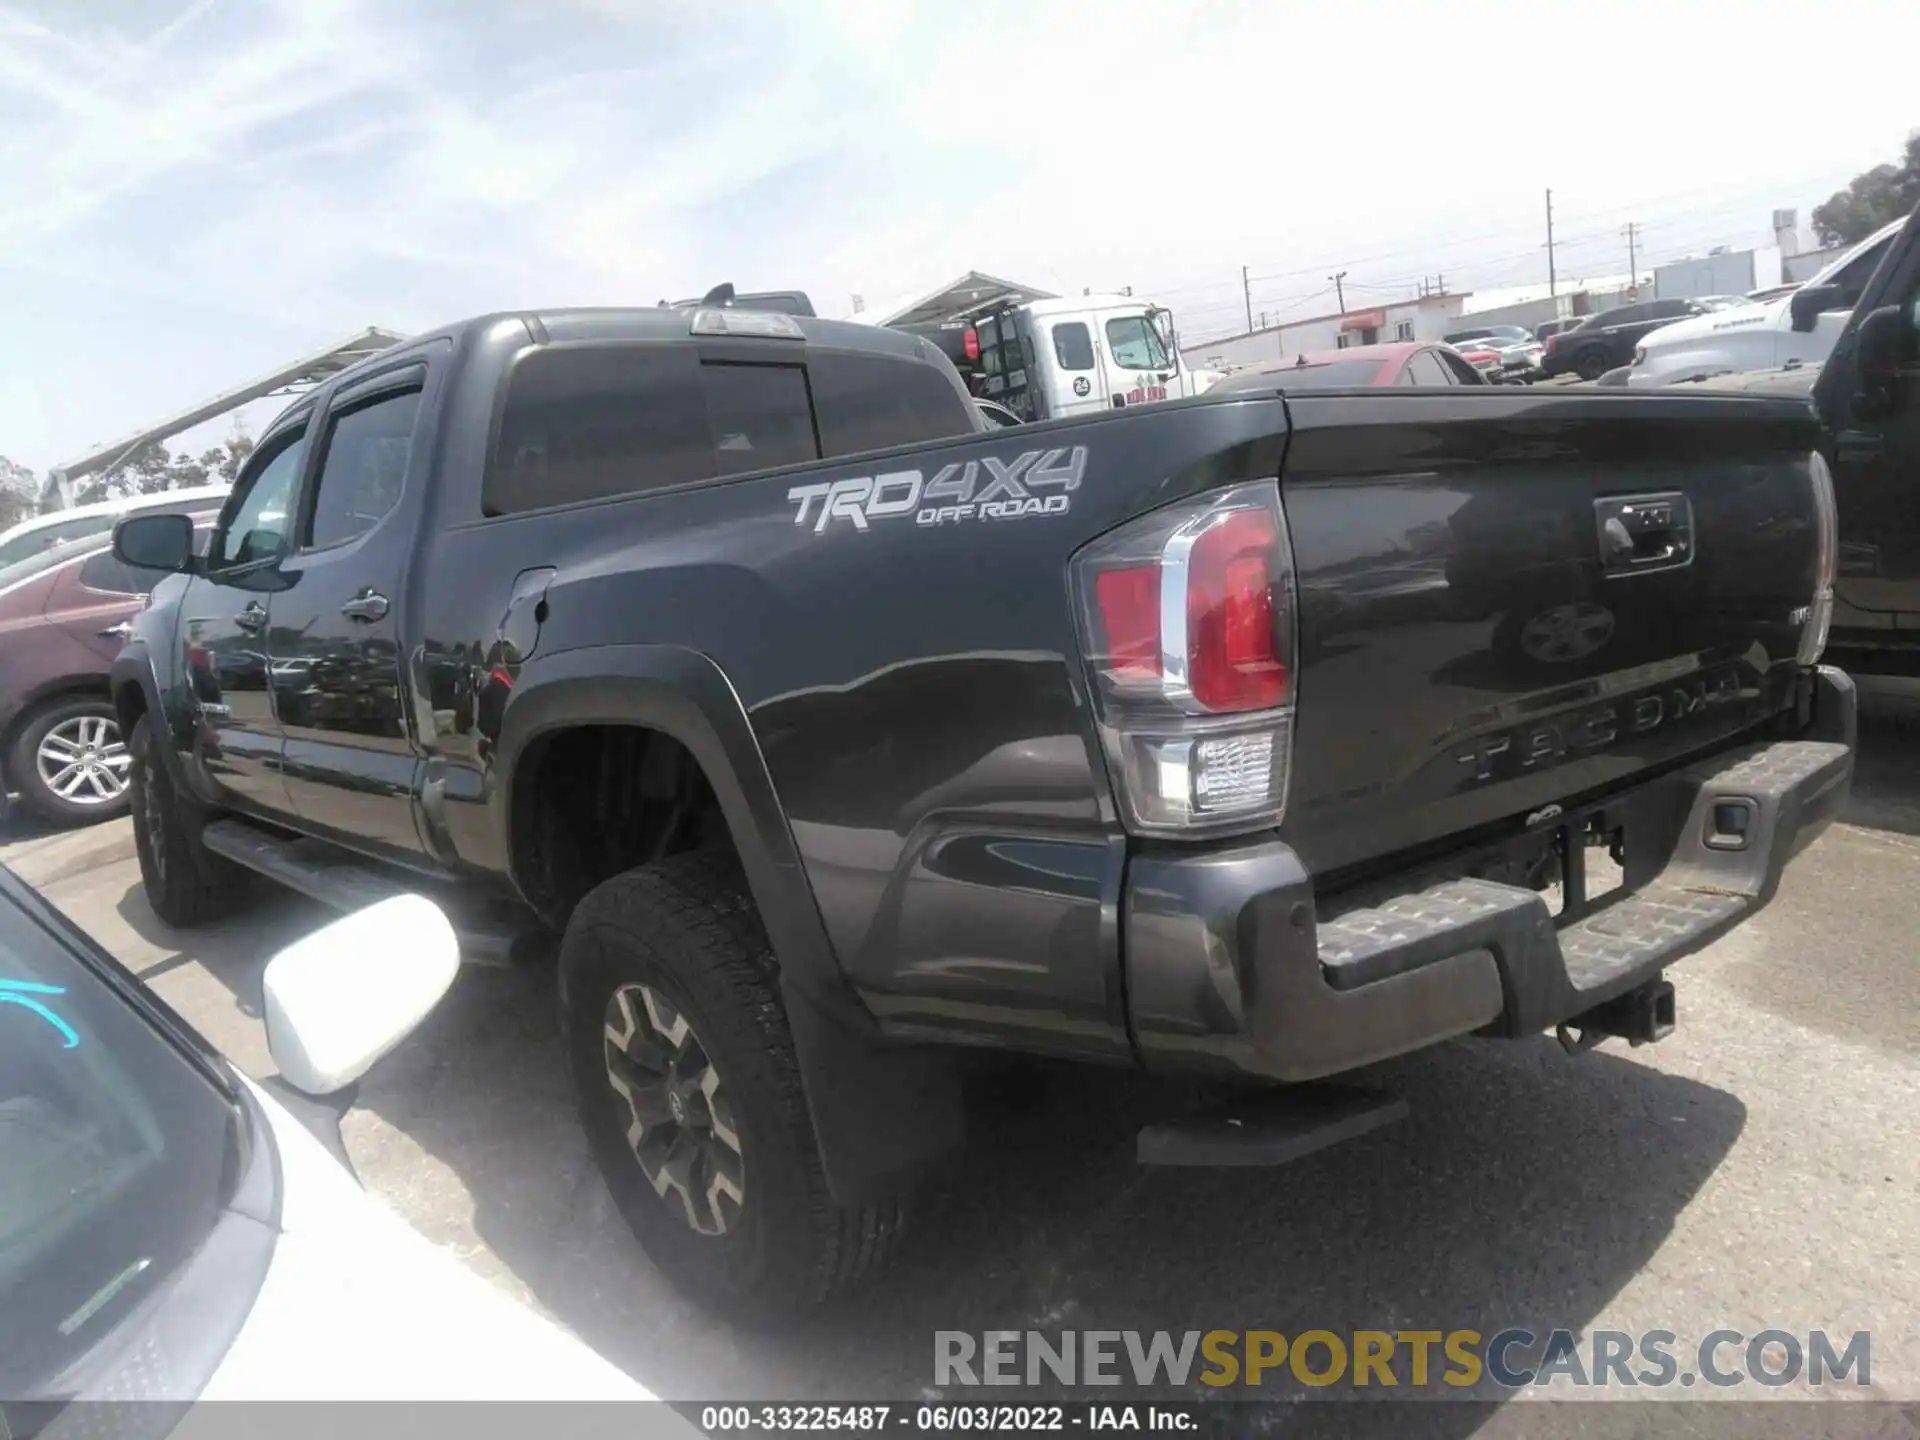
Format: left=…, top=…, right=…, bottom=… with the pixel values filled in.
left=787, top=446, right=1088, bottom=534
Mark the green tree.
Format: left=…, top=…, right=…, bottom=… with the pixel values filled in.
left=220, top=433, right=255, bottom=481
left=1812, top=131, right=1920, bottom=247
left=0, top=456, right=36, bottom=530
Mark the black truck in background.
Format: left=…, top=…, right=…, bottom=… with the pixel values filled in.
left=111, top=296, right=1854, bottom=1319
left=1684, top=202, right=1920, bottom=687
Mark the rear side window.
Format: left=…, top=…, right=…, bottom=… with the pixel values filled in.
left=1051, top=323, right=1094, bottom=371
left=486, top=343, right=975, bottom=515
left=487, top=346, right=714, bottom=516
left=811, top=352, right=975, bottom=458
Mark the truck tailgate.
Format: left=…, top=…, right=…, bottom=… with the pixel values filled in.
left=1276, top=389, right=1825, bottom=884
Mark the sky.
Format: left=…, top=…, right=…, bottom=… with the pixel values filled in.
left=0, top=0, right=1914, bottom=477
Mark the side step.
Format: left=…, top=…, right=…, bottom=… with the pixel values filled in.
left=200, top=819, right=549, bottom=967
left=1136, top=1084, right=1409, bottom=1168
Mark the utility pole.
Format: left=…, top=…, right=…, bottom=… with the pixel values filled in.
left=1623, top=221, right=1641, bottom=294
left=1330, top=270, right=1348, bottom=313
left=1242, top=265, right=1253, bottom=332
left=1545, top=188, right=1557, bottom=297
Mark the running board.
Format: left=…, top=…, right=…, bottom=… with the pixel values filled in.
left=1136, top=1084, right=1409, bottom=1167
left=199, top=819, right=548, bottom=967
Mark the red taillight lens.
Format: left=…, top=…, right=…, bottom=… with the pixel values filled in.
left=1187, top=509, right=1285, bottom=711
left=1095, top=565, right=1162, bottom=682
left=963, top=327, right=980, bottom=361
left=1071, top=481, right=1297, bottom=837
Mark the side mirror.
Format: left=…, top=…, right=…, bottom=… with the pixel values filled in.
left=263, top=895, right=461, bottom=1096
left=113, top=513, right=195, bottom=573
left=1789, top=284, right=1845, bottom=333
left=1855, top=304, right=1912, bottom=386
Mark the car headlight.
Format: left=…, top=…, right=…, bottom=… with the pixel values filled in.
left=1633, top=347, right=1646, bottom=366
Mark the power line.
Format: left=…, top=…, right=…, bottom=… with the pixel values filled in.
left=1138, top=166, right=1850, bottom=311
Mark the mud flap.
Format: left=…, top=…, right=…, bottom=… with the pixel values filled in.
left=782, top=977, right=965, bottom=1206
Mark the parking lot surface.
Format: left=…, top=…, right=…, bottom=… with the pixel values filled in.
left=5, top=716, right=1917, bottom=1421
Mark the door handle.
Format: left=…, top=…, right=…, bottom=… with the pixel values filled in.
left=340, top=589, right=390, bottom=622
left=99, top=621, right=134, bottom=641
left=235, top=602, right=269, bottom=632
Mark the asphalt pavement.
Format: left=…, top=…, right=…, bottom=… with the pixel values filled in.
left=4, top=715, right=1916, bottom=1426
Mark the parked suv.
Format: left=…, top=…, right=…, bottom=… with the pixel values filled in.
left=0, top=520, right=213, bottom=825
left=1541, top=297, right=1744, bottom=381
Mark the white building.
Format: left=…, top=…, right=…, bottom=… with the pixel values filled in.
left=1652, top=246, right=1784, bottom=301
left=1181, top=292, right=1467, bottom=372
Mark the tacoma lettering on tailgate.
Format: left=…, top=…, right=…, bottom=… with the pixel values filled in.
left=1454, top=667, right=1745, bottom=784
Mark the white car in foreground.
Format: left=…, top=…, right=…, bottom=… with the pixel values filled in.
left=0, top=878, right=690, bottom=1425
left=1627, top=218, right=1905, bottom=387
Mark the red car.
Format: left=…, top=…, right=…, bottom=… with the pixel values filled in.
left=1210, top=341, right=1490, bottom=392
left=0, top=517, right=214, bottom=826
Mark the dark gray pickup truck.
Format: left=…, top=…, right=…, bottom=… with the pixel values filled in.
left=109, top=297, right=1854, bottom=1319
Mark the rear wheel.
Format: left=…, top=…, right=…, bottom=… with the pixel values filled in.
left=1575, top=347, right=1612, bottom=381
left=127, top=714, right=244, bottom=926
left=558, top=850, right=908, bottom=1322
left=9, top=698, right=131, bottom=826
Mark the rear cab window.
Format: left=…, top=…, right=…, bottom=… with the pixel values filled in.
left=483, top=340, right=975, bottom=517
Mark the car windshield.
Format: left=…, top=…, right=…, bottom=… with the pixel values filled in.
left=0, top=873, right=238, bottom=1401
left=1104, top=315, right=1172, bottom=371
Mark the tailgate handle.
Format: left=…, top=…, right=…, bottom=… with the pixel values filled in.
left=1595, top=492, right=1693, bottom=576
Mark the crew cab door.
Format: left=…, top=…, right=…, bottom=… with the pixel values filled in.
left=1815, top=206, right=1920, bottom=652
left=270, top=362, right=431, bottom=862
left=176, top=424, right=309, bottom=816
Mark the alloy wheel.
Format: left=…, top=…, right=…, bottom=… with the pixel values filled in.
left=36, top=715, right=130, bottom=806
left=602, top=983, right=746, bottom=1236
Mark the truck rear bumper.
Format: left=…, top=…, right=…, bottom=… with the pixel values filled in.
left=1123, top=666, right=1856, bottom=1082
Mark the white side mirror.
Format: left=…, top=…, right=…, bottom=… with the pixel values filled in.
left=263, top=895, right=461, bottom=1096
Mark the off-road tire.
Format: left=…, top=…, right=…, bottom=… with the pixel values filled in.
left=8, top=697, right=132, bottom=826
left=558, top=850, right=908, bottom=1323
left=127, top=713, right=244, bottom=926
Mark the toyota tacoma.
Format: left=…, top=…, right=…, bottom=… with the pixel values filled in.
left=109, top=296, right=1855, bottom=1320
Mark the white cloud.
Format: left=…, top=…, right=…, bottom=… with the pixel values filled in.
left=0, top=0, right=1913, bottom=470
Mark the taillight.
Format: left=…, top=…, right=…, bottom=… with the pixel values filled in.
left=1546, top=335, right=1561, bottom=354
left=1798, top=450, right=1837, bottom=666
left=963, top=327, right=980, bottom=362
left=1072, top=481, right=1297, bottom=837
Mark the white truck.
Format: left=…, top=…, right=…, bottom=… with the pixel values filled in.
left=1626, top=217, right=1905, bottom=388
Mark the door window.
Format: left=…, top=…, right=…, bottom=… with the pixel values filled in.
left=304, top=389, right=421, bottom=550
left=1406, top=349, right=1454, bottom=385
left=77, top=550, right=169, bottom=597
left=1824, top=235, right=1897, bottom=307
left=1051, top=323, right=1094, bottom=371
left=210, top=431, right=306, bottom=572
left=1104, top=316, right=1171, bottom=371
